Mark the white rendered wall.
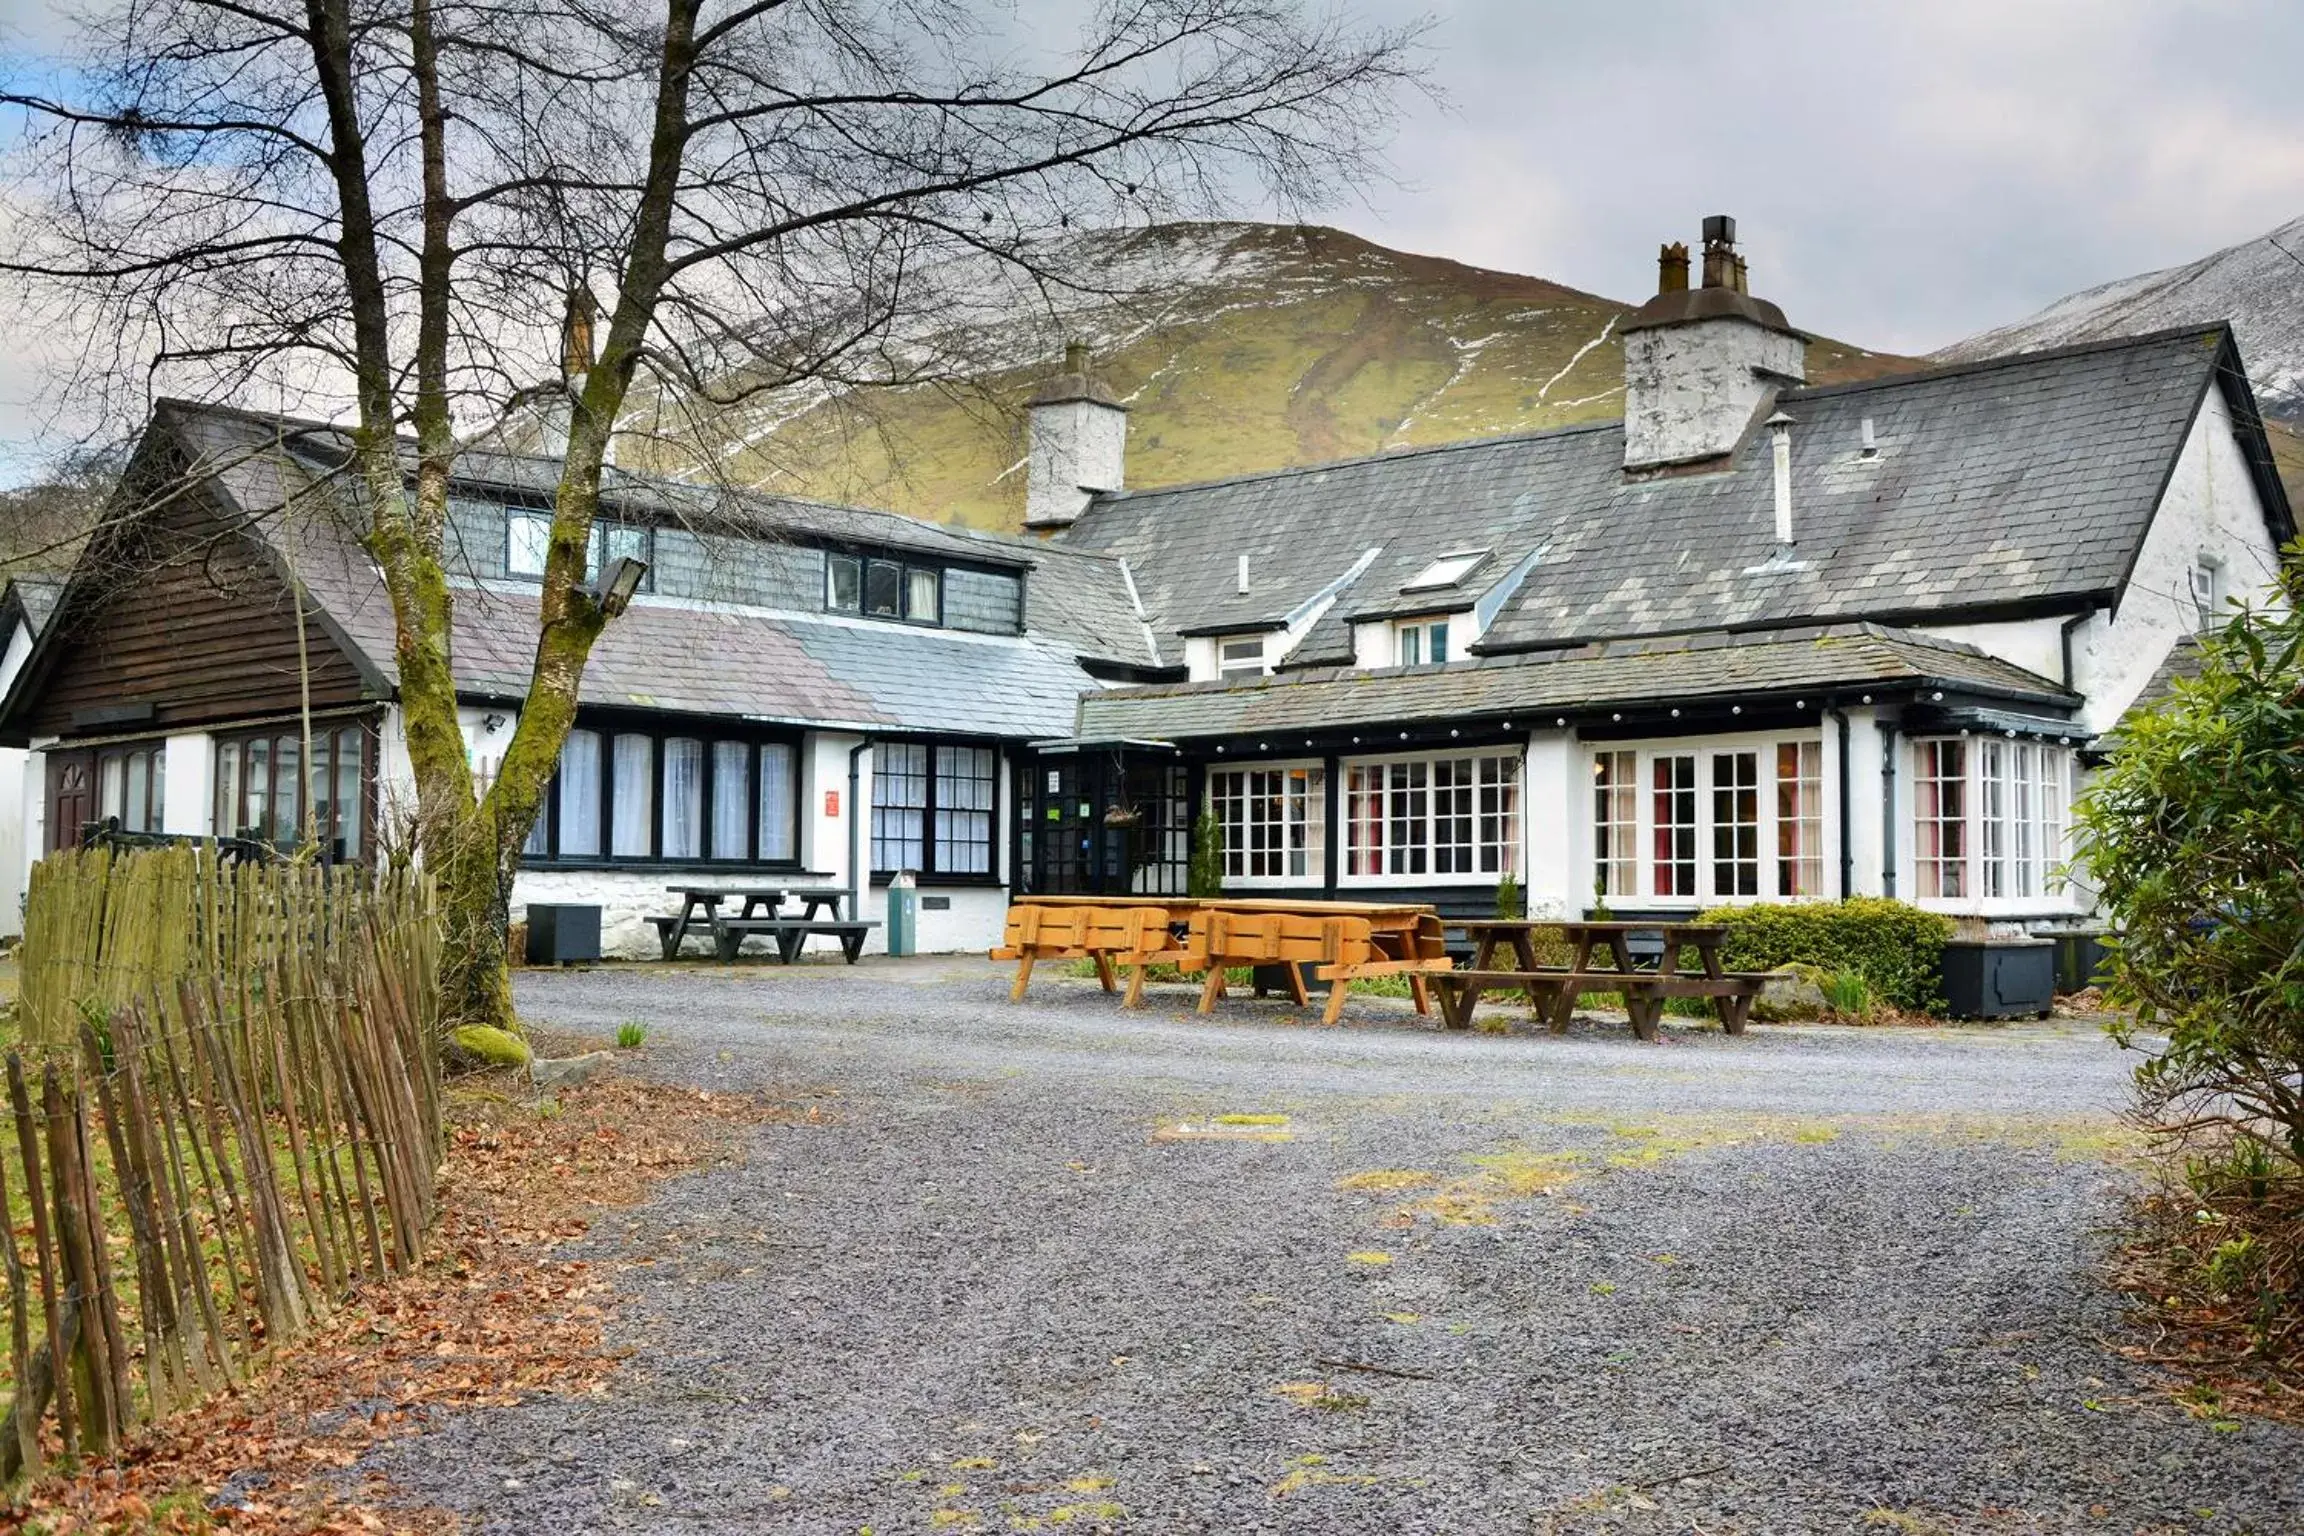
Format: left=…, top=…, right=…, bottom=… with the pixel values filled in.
left=2067, top=387, right=2287, bottom=736
left=1024, top=399, right=1127, bottom=530
left=0, top=749, right=22, bottom=937
left=1910, top=615, right=2068, bottom=687
left=0, top=624, right=32, bottom=697
left=1837, top=708, right=1887, bottom=899
left=1522, top=729, right=1578, bottom=918
left=21, top=738, right=50, bottom=876
left=1622, top=316, right=1806, bottom=468
left=161, top=733, right=212, bottom=837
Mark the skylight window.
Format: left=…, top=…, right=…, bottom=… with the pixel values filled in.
left=1401, top=549, right=1489, bottom=592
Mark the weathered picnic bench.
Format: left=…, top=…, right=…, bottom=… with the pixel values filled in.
left=653, top=884, right=879, bottom=963
left=992, top=899, right=1192, bottom=1006
left=1183, top=901, right=1452, bottom=1025
left=1434, top=918, right=1769, bottom=1041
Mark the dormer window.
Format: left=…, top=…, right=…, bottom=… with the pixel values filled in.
left=507, top=510, right=653, bottom=588
left=1216, top=635, right=1267, bottom=679
left=2190, top=557, right=2223, bottom=628
left=1395, top=617, right=1451, bottom=667
left=1402, top=549, right=1488, bottom=592
left=827, top=552, right=944, bottom=625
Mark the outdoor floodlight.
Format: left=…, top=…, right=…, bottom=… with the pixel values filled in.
left=594, top=555, right=648, bottom=618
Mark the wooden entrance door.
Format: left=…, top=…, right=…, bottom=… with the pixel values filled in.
left=46, top=750, right=94, bottom=853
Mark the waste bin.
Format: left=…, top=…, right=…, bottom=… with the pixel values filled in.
left=524, top=904, right=601, bottom=966
left=1939, top=939, right=2054, bottom=1020
left=886, top=870, right=918, bottom=957
left=2045, top=929, right=2112, bottom=994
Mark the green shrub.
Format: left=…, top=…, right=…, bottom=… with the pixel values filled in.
left=1187, top=808, right=1226, bottom=898
left=1494, top=873, right=1524, bottom=920
left=1694, top=898, right=1952, bottom=1013
left=1820, top=969, right=1873, bottom=1017
left=616, top=1020, right=650, bottom=1049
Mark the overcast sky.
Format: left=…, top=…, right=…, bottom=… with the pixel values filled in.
left=3, top=0, right=2302, bottom=480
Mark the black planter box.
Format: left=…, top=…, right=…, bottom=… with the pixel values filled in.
left=525, top=903, right=602, bottom=966
left=2047, top=930, right=2112, bottom=994
left=1939, top=939, right=2054, bottom=1020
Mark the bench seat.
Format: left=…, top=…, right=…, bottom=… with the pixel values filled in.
left=1432, top=967, right=1770, bottom=1039
left=712, top=916, right=882, bottom=964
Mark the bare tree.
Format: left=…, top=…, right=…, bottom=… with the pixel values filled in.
left=1, top=0, right=1427, bottom=1030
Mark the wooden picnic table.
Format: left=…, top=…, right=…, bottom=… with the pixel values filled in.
left=1436, top=918, right=1765, bottom=1040
left=994, top=895, right=1452, bottom=1023
left=655, top=883, right=852, bottom=960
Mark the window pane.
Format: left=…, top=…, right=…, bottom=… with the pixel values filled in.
left=1593, top=750, right=1638, bottom=898
left=125, top=752, right=151, bottom=832
left=933, top=745, right=995, bottom=874
left=1775, top=741, right=1823, bottom=897
left=826, top=554, right=861, bottom=611
left=270, top=737, right=300, bottom=844
left=1710, top=751, right=1759, bottom=897
left=872, top=742, right=928, bottom=873
left=758, top=743, right=797, bottom=861
left=214, top=741, right=241, bottom=840
left=1430, top=622, right=1449, bottom=665
left=603, top=523, right=650, bottom=577
left=712, top=741, right=751, bottom=860
left=307, top=736, right=333, bottom=849
left=1477, top=753, right=1519, bottom=877
left=864, top=559, right=902, bottom=617
left=245, top=738, right=271, bottom=845
left=611, top=733, right=653, bottom=856
left=1652, top=755, right=1697, bottom=896
left=508, top=510, right=552, bottom=577
left=907, top=567, right=941, bottom=625
left=98, top=754, right=124, bottom=824
left=1399, top=627, right=1422, bottom=666
left=1915, top=739, right=1967, bottom=898
left=662, top=738, right=704, bottom=860
left=553, top=730, right=601, bottom=857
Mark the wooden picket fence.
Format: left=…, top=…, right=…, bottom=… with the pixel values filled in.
left=1, top=845, right=443, bottom=1479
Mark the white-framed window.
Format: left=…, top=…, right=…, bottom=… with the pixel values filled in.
left=1215, top=635, right=1267, bottom=678
left=1911, top=736, right=2078, bottom=909
left=1208, top=762, right=1325, bottom=883
left=2190, top=557, right=2223, bottom=628
left=1394, top=616, right=1452, bottom=667
left=1593, top=749, right=1638, bottom=899
left=1588, top=735, right=1828, bottom=905
left=1343, top=749, right=1519, bottom=883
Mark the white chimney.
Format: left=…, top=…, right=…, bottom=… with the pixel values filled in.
left=1768, top=410, right=1796, bottom=545
left=1023, top=341, right=1128, bottom=533
left=1621, top=216, right=1807, bottom=471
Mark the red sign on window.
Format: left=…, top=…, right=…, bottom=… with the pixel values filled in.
left=824, top=789, right=840, bottom=818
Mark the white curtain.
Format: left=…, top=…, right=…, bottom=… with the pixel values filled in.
left=611, top=733, right=653, bottom=856
left=662, top=738, right=704, bottom=859
left=712, top=741, right=750, bottom=859
left=555, top=730, right=601, bottom=856
left=758, top=744, right=797, bottom=861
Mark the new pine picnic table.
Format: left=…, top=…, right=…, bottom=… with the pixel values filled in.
left=1436, top=918, right=1767, bottom=1040
left=655, top=883, right=873, bottom=963
left=994, top=895, right=1453, bottom=1022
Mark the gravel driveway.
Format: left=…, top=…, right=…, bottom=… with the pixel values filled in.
left=372, top=959, right=2301, bottom=1534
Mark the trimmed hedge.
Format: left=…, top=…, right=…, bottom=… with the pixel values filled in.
left=1693, top=898, right=1953, bottom=1013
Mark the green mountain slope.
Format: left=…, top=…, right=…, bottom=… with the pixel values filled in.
left=630, top=222, right=1913, bottom=532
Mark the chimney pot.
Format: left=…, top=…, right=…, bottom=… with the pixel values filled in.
left=1860, top=416, right=1878, bottom=457
left=1064, top=339, right=1091, bottom=374
left=1656, top=242, right=1690, bottom=295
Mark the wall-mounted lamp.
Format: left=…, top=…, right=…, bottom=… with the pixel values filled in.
left=481, top=712, right=508, bottom=734
left=594, top=556, right=649, bottom=618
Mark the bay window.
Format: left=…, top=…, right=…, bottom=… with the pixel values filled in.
left=1208, top=763, right=1325, bottom=882
left=524, top=723, right=800, bottom=866
left=215, top=723, right=368, bottom=859
left=1912, top=737, right=2076, bottom=907
left=1591, top=737, right=1825, bottom=905
left=1344, top=750, right=1519, bottom=881
left=872, top=741, right=999, bottom=879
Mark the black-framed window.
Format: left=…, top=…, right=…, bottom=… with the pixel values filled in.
left=872, top=741, right=997, bottom=879
left=826, top=552, right=944, bottom=627
left=214, top=722, right=372, bottom=860
left=523, top=721, right=799, bottom=866
left=506, top=509, right=654, bottom=589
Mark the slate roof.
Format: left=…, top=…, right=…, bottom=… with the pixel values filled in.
left=2115, top=633, right=2210, bottom=734
left=1075, top=624, right=2077, bottom=743
left=148, top=401, right=1107, bottom=738
left=2, top=577, right=63, bottom=635
left=1060, top=326, right=2293, bottom=661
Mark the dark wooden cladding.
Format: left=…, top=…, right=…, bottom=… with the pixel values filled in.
left=23, top=478, right=373, bottom=740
